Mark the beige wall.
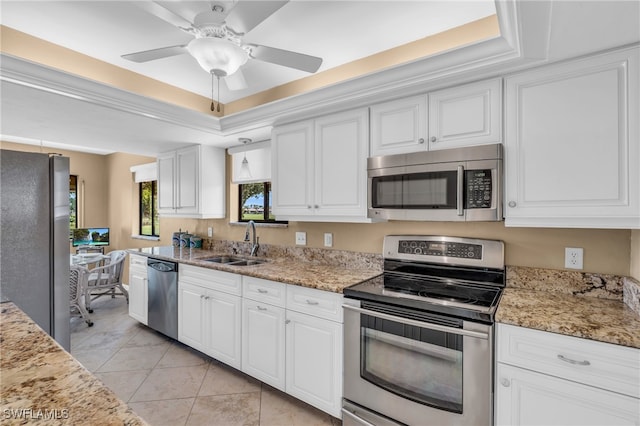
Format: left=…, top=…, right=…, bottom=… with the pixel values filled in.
left=632, top=230, right=640, bottom=280
left=2, top=142, right=634, bottom=277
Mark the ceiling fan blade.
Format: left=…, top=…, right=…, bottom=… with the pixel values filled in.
left=121, top=45, right=188, bottom=63
left=134, top=1, right=195, bottom=33
left=250, top=45, right=323, bottom=73
left=225, top=69, right=249, bottom=91
left=226, top=1, right=288, bottom=34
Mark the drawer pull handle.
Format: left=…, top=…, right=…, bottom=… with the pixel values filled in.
left=557, top=354, right=590, bottom=366
left=257, top=289, right=268, bottom=294
left=257, top=306, right=267, bottom=311
left=305, top=299, right=319, bottom=305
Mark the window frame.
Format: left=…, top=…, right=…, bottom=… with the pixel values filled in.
left=139, top=180, right=159, bottom=237
left=237, top=181, right=286, bottom=223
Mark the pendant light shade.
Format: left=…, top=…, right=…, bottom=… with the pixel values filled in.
left=187, top=37, right=249, bottom=77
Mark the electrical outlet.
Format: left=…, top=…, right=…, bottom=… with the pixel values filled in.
left=295, top=231, right=307, bottom=246
left=324, top=233, right=333, bottom=247
left=207, top=227, right=213, bottom=237
left=565, top=247, right=584, bottom=270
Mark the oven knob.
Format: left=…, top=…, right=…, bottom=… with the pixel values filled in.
left=414, top=248, right=422, bottom=255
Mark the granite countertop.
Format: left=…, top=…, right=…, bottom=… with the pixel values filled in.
left=129, top=245, right=382, bottom=294
left=496, top=266, right=640, bottom=349
left=0, top=302, right=147, bottom=426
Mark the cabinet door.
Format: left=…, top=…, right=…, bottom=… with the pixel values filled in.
left=241, top=299, right=286, bottom=390
left=157, top=152, right=175, bottom=213
left=128, top=268, right=148, bottom=325
left=370, top=95, right=427, bottom=156
left=428, top=78, right=501, bottom=150
left=176, top=146, right=199, bottom=214
left=496, top=363, right=640, bottom=426
left=504, top=47, right=639, bottom=228
left=285, top=310, right=343, bottom=418
left=271, top=121, right=314, bottom=216
left=206, top=290, right=241, bottom=369
left=178, top=282, right=206, bottom=352
left=314, top=108, right=369, bottom=217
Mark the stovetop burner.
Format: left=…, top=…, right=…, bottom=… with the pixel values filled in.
left=344, top=236, right=505, bottom=323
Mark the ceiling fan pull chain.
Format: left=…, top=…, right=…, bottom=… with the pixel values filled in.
left=211, top=73, right=216, bottom=111
left=217, top=75, right=221, bottom=113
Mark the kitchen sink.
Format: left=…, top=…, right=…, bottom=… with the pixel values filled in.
left=199, top=256, right=266, bottom=266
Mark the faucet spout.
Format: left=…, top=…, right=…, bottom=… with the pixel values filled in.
left=245, top=220, right=259, bottom=256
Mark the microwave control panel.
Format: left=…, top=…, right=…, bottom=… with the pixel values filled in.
left=465, top=169, right=492, bottom=209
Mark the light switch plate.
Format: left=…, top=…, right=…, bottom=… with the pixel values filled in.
left=295, top=232, right=307, bottom=246
left=324, top=233, right=333, bottom=247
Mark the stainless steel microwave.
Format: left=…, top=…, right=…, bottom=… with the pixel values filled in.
left=367, top=144, right=503, bottom=221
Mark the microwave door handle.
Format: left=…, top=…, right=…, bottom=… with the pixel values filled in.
left=457, top=165, right=464, bottom=216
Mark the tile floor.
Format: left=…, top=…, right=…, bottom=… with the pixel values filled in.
left=70, top=295, right=341, bottom=426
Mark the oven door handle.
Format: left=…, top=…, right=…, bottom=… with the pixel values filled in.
left=342, top=304, right=489, bottom=340
left=341, top=408, right=378, bottom=426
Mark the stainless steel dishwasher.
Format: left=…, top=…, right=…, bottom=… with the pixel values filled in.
left=147, top=258, right=178, bottom=339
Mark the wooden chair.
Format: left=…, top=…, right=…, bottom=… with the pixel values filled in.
left=70, top=265, right=93, bottom=326
left=85, top=250, right=129, bottom=313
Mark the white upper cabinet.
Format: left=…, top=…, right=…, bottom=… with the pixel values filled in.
left=370, top=95, right=427, bottom=156
left=504, top=46, right=639, bottom=228
left=428, top=78, right=502, bottom=150
left=369, top=78, right=502, bottom=156
left=272, top=108, right=370, bottom=222
left=157, top=145, right=226, bottom=219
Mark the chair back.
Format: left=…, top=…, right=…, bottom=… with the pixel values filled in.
left=69, top=265, right=87, bottom=301
left=107, top=250, right=127, bottom=284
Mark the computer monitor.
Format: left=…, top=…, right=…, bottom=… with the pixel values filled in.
left=72, top=227, right=110, bottom=247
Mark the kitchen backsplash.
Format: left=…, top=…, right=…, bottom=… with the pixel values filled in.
left=507, top=265, right=640, bottom=317
left=207, top=239, right=383, bottom=270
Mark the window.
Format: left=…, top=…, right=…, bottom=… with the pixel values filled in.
left=140, top=181, right=159, bottom=236
left=238, top=182, right=281, bottom=222
left=70, top=175, right=78, bottom=232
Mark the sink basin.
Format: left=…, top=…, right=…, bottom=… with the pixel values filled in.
left=200, top=256, right=265, bottom=266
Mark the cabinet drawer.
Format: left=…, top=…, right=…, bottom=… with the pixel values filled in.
left=179, top=264, right=242, bottom=296
left=129, top=254, right=147, bottom=268
left=497, top=323, right=640, bottom=398
left=286, top=285, right=343, bottom=322
left=243, top=276, right=286, bottom=307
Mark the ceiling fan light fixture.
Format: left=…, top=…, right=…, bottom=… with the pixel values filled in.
left=187, top=37, right=249, bottom=77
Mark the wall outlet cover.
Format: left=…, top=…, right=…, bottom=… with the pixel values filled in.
left=324, top=233, right=333, bottom=247
left=565, top=247, right=584, bottom=270
left=207, top=227, right=213, bottom=237
left=295, top=231, right=307, bottom=246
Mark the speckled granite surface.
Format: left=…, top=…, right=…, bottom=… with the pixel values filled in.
left=498, top=266, right=640, bottom=349
left=0, top=302, right=147, bottom=425
left=129, top=244, right=382, bottom=294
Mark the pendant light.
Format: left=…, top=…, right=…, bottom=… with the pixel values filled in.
left=238, top=138, right=252, bottom=179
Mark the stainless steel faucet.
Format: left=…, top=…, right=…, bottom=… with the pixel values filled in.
left=244, top=220, right=260, bottom=256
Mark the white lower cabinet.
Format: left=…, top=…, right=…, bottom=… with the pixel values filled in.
left=285, top=310, right=342, bottom=418
left=173, top=265, right=344, bottom=419
left=241, top=298, right=286, bottom=390
left=496, top=324, right=640, bottom=426
left=178, top=265, right=242, bottom=369
left=128, top=254, right=148, bottom=324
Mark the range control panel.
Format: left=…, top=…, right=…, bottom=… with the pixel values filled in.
left=398, top=240, right=483, bottom=259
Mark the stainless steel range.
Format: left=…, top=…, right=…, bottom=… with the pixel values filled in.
left=342, top=235, right=505, bottom=426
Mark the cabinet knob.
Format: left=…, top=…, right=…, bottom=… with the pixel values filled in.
left=430, top=136, right=436, bottom=143
left=500, top=378, right=511, bottom=387
left=508, top=201, right=517, bottom=208
left=418, top=138, right=425, bottom=144
left=285, top=319, right=291, bottom=324
left=307, top=205, right=312, bottom=209
left=257, top=288, right=268, bottom=294
left=314, top=205, right=319, bottom=209
left=257, top=306, right=267, bottom=311
left=200, top=295, right=205, bottom=299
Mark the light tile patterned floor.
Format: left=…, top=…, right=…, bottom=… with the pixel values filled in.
left=70, top=296, right=341, bottom=426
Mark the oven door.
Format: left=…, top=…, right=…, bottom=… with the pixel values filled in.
left=343, top=299, right=494, bottom=426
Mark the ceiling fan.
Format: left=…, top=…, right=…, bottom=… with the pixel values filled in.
left=121, top=0, right=323, bottom=93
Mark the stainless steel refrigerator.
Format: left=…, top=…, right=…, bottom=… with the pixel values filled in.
left=1, top=149, right=71, bottom=350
